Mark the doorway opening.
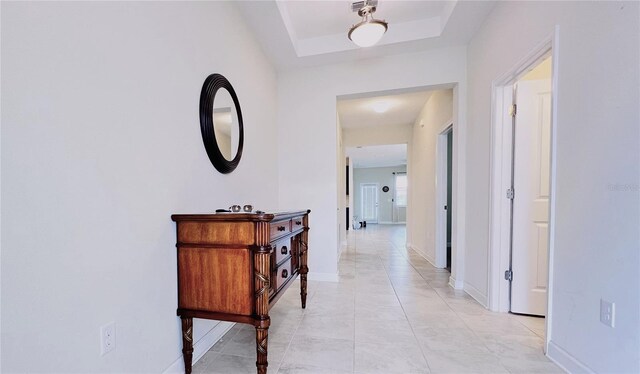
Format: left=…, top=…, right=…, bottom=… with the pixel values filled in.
left=336, top=83, right=466, bottom=291
left=346, top=144, right=408, bottom=229
left=436, top=124, right=453, bottom=271
left=509, top=56, right=553, bottom=317
left=446, top=131, right=453, bottom=272
left=488, top=30, right=559, bottom=349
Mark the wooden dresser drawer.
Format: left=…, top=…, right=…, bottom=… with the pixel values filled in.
left=275, top=258, right=292, bottom=291
left=270, top=219, right=291, bottom=240
left=273, top=238, right=291, bottom=267
left=292, top=216, right=304, bottom=232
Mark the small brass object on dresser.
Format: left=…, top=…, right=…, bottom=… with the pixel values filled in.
left=171, top=210, right=310, bottom=374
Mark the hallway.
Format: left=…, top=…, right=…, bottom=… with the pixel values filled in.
left=194, top=225, right=559, bottom=373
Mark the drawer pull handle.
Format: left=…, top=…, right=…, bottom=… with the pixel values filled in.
left=282, top=269, right=288, bottom=278
left=295, top=221, right=302, bottom=225
left=277, top=226, right=286, bottom=231
left=281, top=246, right=288, bottom=255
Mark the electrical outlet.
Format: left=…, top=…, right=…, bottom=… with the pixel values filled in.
left=600, top=299, right=615, bottom=328
left=100, top=322, right=116, bottom=355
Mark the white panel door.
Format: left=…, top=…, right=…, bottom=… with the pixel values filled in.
left=511, top=79, right=552, bottom=316
left=361, top=183, right=379, bottom=223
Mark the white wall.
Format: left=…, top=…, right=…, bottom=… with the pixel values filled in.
left=466, top=2, right=639, bottom=372
left=343, top=124, right=412, bottom=147
left=1, top=2, right=278, bottom=372
left=337, top=114, right=347, bottom=254
left=277, top=47, right=467, bottom=280
left=353, top=166, right=407, bottom=224
left=407, top=90, right=453, bottom=266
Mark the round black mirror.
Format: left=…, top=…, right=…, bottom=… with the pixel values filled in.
left=199, top=74, right=244, bottom=174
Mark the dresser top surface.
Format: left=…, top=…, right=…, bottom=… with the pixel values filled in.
left=171, top=209, right=310, bottom=223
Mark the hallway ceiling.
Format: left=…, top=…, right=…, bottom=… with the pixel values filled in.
left=337, top=90, right=432, bottom=129
left=235, top=0, right=496, bottom=70
left=347, top=144, right=407, bottom=168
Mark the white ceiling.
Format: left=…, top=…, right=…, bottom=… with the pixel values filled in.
left=285, top=1, right=450, bottom=40
left=347, top=144, right=407, bottom=168
left=235, top=0, right=496, bottom=70
left=233, top=1, right=479, bottom=165
left=337, top=90, right=432, bottom=129
left=279, top=0, right=454, bottom=56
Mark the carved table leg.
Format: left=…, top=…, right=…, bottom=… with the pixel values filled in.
left=181, top=316, right=194, bottom=374
left=300, top=238, right=309, bottom=309
left=299, top=231, right=309, bottom=309
left=256, top=326, right=269, bottom=374
left=253, top=238, right=272, bottom=374
left=300, top=269, right=308, bottom=309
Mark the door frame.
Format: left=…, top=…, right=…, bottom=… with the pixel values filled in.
left=487, top=27, right=559, bottom=350
left=360, top=182, right=379, bottom=223
left=435, top=122, right=453, bottom=269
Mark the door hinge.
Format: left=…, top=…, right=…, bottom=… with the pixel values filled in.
left=509, top=104, right=517, bottom=118
left=504, top=269, right=513, bottom=282
left=506, top=188, right=514, bottom=200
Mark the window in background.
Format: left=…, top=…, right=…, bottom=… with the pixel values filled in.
left=395, top=174, right=407, bottom=207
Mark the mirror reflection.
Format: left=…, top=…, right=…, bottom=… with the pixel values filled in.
left=212, top=88, right=240, bottom=161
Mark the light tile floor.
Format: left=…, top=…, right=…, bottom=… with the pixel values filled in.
left=194, top=224, right=561, bottom=373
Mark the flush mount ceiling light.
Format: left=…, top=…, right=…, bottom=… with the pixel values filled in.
left=372, top=101, right=390, bottom=113
left=348, top=0, right=388, bottom=48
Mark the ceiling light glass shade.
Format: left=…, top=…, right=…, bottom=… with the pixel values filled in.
left=348, top=19, right=388, bottom=47
left=372, top=101, right=390, bottom=113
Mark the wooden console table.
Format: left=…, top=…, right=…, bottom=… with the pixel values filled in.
left=171, top=210, right=310, bottom=374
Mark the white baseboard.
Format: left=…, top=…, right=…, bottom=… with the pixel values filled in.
left=163, top=321, right=234, bottom=374
left=463, top=282, right=488, bottom=307
left=547, top=340, right=593, bottom=374
left=378, top=221, right=406, bottom=225
left=308, top=272, right=339, bottom=282
left=408, top=244, right=437, bottom=267
left=449, top=275, right=464, bottom=290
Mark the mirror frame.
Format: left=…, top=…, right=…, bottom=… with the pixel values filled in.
left=199, top=73, right=244, bottom=174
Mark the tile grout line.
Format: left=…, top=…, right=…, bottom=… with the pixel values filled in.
left=401, top=244, right=512, bottom=372
left=274, top=299, right=307, bottom=374
left=513, top=315, right=546, bottom=339
left=378, top=236, right=434, bottom=373
left=430, top=272, right=546, bottom=372
left=352, top=231, right=358, bottom=373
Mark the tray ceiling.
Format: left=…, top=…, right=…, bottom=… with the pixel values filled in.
left=235, top=0, right=496, bottom=70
